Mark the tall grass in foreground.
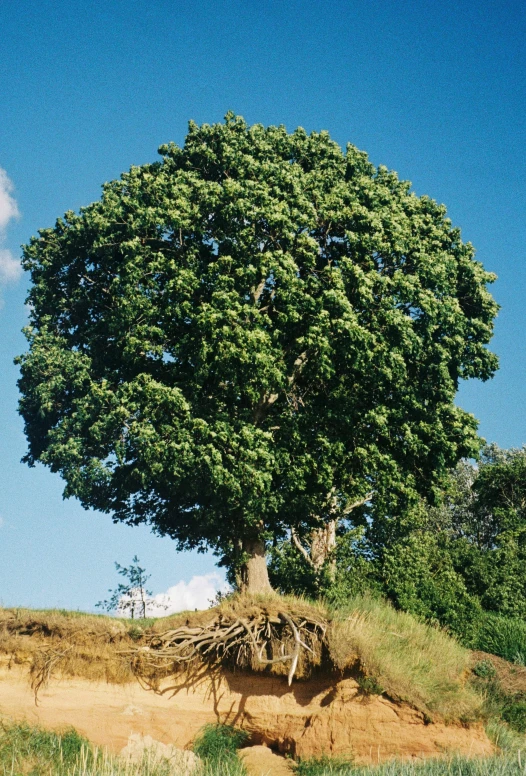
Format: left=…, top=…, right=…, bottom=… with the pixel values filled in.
left=0, top=721, right=176, bottom=775
left=295, top=753, right=526, bottom=776
left=192, top=724, right=248, bottom=776
left=0, top=720, right=250, bottom=776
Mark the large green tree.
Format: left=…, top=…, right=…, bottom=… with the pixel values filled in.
left=17, top=114, right=498, bottom=592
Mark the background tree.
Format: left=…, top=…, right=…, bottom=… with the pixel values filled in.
left=449, top=446, right=526, bottom=618
left=270, top=447, right=526, bottom=645
left=96, top=556, right=155, bottom=619
left=17, top=114, right=498, bottom=593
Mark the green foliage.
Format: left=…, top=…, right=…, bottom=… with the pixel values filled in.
left=356, top=675, right=385, bottom=695
left=322, top=528, right=381, bottom=604
left=380, top=532, right=482, bottom=642
left=472, top=613, right=526, bottom=663
left=193, top=724, right=249, bottom=776
left=17, top=113, right=498, bottom=579
left=268, top=539, right=320, bottom=597
left=502, top=702, right=526, bottom=733
left=193, top=724, right=249, bottom=762
left=272, top=445, right=526, bottom=666
left=470, top=657, right=526, bottom=736
left=472, top=660, right=497, bottom=679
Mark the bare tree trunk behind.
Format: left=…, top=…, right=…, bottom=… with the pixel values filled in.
left=310, top=518, right=337, bottom=578
left=240, top=537, right=273, bottom=594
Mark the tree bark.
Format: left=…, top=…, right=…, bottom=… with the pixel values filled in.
left=310, top=518, right=337, bottom=578
left=240, top=537, right=273, bottom=594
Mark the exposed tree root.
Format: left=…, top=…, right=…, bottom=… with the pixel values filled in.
left=127, top=611, right=328, bottom=688
left=30, top=646, right=74, bottom=704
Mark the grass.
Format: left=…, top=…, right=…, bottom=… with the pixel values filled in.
left=327, top=595, right=481, bottom=721
left=293, top=753, right=526, bottom=775
left=0, top=607, right=139, bottom=689
left=2, top=717, right=526, bottom=776
left=0, top=720, right=179, bottom=775
left=470, top=653, right=526, bottom=735
left=193, top=724, right=249, bottom=762
left=193, top=724, right=249, bottom=776
left=145, top=592, right=483, bottom=721
left=0, top=720, right=252, bottom=776
left=472, top=615, right=526, bottom=666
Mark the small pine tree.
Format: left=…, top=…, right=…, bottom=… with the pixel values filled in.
left=96, top=556, right=155, bottom=619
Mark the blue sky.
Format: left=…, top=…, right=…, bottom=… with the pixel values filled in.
left=0, top=0, right=525, bottom=611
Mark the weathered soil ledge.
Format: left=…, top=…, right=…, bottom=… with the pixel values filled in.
left=0, top=663, right=492, bottom=765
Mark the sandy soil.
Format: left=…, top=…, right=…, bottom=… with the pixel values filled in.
left=0, top=663, right=493, bottom=765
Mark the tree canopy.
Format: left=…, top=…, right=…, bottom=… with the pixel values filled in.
left=17, top=114, right=498, bottom=591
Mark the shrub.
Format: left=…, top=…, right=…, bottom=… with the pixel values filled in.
left=502, top=701, right=526, bottom=733
left=472, top=660, right=497, bottom=679
left=381, top=533, right=483, bottom=644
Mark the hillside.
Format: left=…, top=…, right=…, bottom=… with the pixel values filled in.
left=0, top=595, right=500, bottom=765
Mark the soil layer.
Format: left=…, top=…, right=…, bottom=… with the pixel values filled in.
left=0, top=663, right=492, bottom=764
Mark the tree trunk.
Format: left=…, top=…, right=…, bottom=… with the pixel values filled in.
left=240, top=537, right=273, bottom=594
left=310, top=518, right=337, bottom=578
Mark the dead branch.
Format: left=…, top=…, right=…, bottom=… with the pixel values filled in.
left=290, top=527, right=315, bottom=568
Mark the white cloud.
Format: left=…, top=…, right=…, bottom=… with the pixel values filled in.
left=0, top=169, right=19, bottom=231
left=0, top=249, right=22, bottom=283
left=0, top=168, right=21, bottom=293
left=117, top=573, right=230, bottom=618
left=150, top=573, right=230, bottom=616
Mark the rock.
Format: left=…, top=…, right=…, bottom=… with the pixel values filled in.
left=120, top=733, right=201, bottom=775
left=239, top=745, right=294, bottom=776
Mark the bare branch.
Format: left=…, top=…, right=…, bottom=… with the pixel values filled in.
left=290, top=527, right=315, bottom=568
left=288, top=351, right=308, bottom=386
left=252, top=278, right=267, bottom=303
left=342, top=492, right=374, bottom=515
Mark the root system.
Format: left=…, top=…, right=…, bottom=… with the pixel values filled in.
left=128, top=609, right=328, bottom=688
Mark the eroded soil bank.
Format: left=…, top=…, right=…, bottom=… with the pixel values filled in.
left=0, top=664, right=492, bottom=764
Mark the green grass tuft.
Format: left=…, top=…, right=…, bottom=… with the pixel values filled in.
left=193, top=724, right=249, bottom=776
left=473, top=614, right=526, bottom=665
left=0, top=719, right=182, bottom=775
left=294, top=755, right=354, bottom=776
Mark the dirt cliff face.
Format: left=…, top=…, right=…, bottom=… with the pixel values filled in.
left=0, top=664, right=492, bottom=764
